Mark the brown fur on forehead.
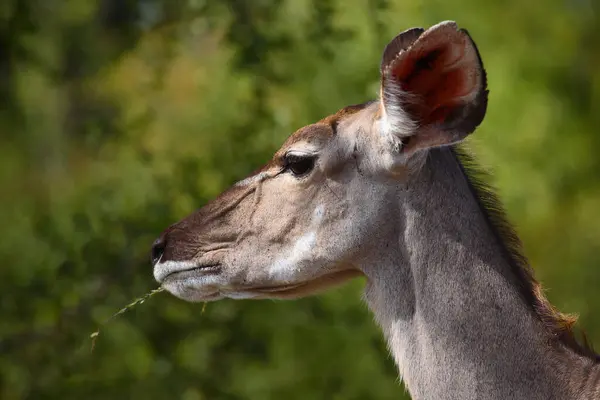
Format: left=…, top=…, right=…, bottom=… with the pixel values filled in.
left=319, top=101, right=376, bottom=127
left=281, top=101, right=376, bottom=149
left=279, top=123, right=335, bottom=151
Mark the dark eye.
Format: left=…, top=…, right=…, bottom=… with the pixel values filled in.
left=283, top=153, right=316, bottom=177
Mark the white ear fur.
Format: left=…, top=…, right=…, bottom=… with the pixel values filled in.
left=378, top=27, right=423, bottom=140
left=378, top=85, right=418, bottom=139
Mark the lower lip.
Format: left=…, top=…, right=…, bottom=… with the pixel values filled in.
left=163, top=264, right=221, bottom=281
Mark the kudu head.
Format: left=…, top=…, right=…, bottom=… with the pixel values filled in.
left=152, top=21, right=488, bottom=302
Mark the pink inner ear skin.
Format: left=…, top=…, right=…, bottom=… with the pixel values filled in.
left=388, top=38, right=475, bottom=125
left=427, top=104, right=456, bottom=124
left=425, top=70, right=474, bottom=121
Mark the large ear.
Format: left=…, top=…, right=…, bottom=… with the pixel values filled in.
left=379, top=21, right=488, bottom=154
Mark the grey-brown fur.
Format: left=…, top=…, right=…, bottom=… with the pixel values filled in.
left=152, top=21, right=600, bottom=399
left=361, top=146, right=599, bottom=399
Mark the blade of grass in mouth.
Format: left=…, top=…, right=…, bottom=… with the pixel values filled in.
left=89, top=287, right=211, bottom=353
left=90, top=287, right=165, bottom=353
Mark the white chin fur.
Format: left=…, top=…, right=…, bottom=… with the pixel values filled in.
left=160, top=274, right=223, bottom=302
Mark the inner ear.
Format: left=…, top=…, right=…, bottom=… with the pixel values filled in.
left=381, top=21, right=488, bottom=146
left=391, top=41, right=475, bottom=125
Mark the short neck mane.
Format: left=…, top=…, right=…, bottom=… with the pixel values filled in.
left=452, top=147, right=597, bottom=361
left=363, top=146, right=598, bottom=400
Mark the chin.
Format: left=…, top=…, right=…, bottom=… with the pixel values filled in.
left=161, top=269, right=364, bottom=303
left=161, top=276, right=224, bottom=303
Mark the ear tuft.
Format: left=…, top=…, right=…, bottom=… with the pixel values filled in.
left=379, top=21, right=488, bottom=153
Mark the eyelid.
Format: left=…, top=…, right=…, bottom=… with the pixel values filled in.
left=284, top=149, right=318, bottom=158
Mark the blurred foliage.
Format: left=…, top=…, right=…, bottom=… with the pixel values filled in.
left=1, top=0, right=599, bottom=399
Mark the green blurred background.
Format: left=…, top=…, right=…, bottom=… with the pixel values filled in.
left=1, top=1, right=599, bottom=399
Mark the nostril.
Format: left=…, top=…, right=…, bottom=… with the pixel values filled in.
left=151, top=237, right=166, bottom=266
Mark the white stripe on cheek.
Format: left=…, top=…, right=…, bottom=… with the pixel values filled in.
left=268, top=205, right=325, bottom=281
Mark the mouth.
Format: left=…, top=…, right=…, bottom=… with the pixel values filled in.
left=161, top=263, right=222, bottom=283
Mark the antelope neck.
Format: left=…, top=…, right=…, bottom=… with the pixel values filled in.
left=362, top=147, right=582, bottom=400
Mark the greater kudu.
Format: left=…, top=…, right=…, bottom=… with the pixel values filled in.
left=152, top=21, right=600, bottom=399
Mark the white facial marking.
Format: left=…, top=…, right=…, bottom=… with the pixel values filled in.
left=268, top=232, right=317, bottom=281
left=268, top=205, right=325, bottom=281
left=235, top=172, right=268, bottom=187
left=154, top=260, right=198, bottom=282
left=160, top=273, right=223, bottom=302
